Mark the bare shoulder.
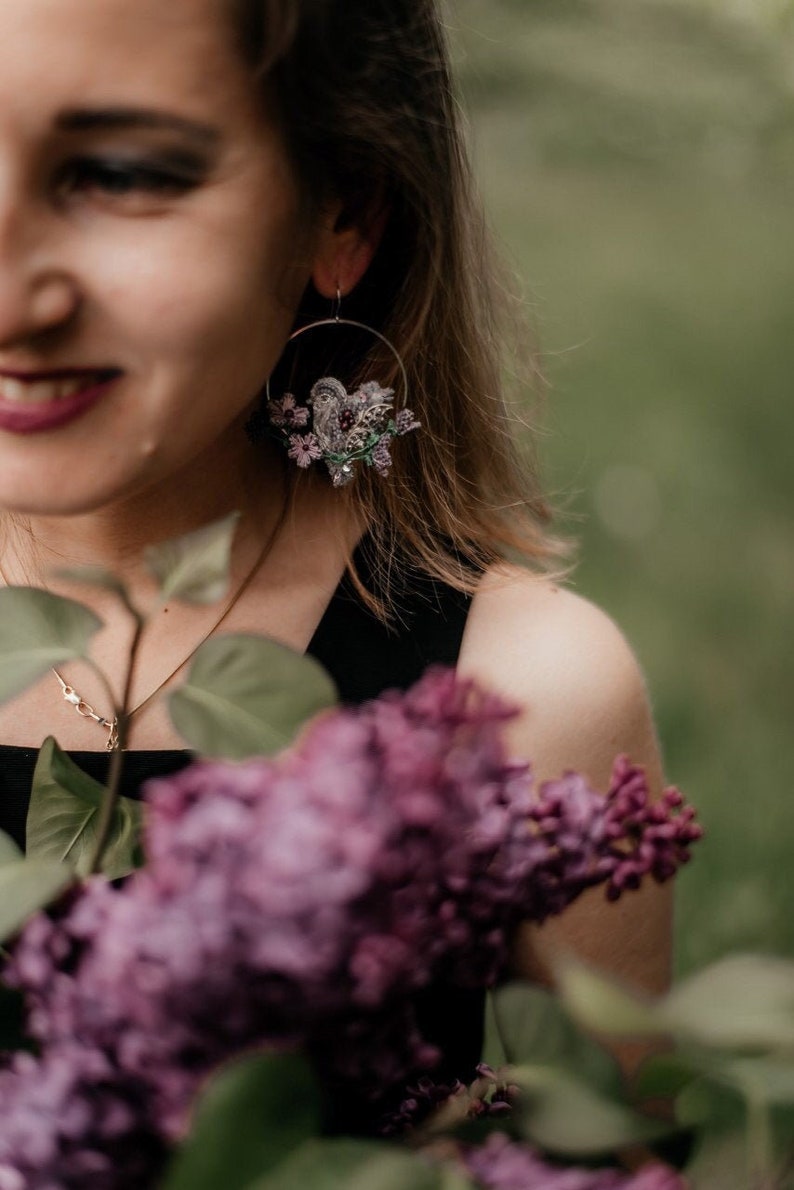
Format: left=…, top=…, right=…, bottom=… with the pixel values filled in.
left=458, top=564, right=663, bottom=791
left=459, top=564, right=672, bottom=1009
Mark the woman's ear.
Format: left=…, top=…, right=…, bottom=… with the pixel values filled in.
left=311, top=198, right=389, bottom=298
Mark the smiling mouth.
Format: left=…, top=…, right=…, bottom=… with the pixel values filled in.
left=0, top=370, right=121, bottom=405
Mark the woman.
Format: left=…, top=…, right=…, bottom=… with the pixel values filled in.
left=0, top=0, right=669, bottom=1108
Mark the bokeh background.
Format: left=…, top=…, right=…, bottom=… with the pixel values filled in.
left=451, top=0, right=794, bottom=975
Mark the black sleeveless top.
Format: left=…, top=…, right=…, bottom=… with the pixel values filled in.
left=0, top=547, right=484, bottom=1132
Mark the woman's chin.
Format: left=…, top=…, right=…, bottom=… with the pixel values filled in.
left=0, top=472, right=141, bottom=521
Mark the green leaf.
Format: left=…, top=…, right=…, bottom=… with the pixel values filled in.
left=0, top=829, right=22, bottom=866
left=0, top=588, right=102, bottom=704
left=492, top=981, right=622, bottom=1096
left=511, top=1064, right=671, bottom=1157
left=439, top=1170, right=477, bottom=1190
left=683, top=1131, right=755, bottom=1190
left=555, top=954, right=665, bottom=1040
left=0, top=857, right=74, bottom=943
left=169, top=635, right=338, bottom=760
left=253, top=1140, right=450, bottom=1190
left=482, top=990, right=509, bottom=1070
left=161, top=1052, right=322, bottom=1190
left=634, top=1053, right=702, bottom=1103
left=27, top=737, right=143, bottom=879
left=54, top=564, right=130, bottom=601
left=660, top=955, right=794, bottom=1051
left=145, top=511, right=240, bottom=605
left=713, top=1056, right=794, bottom=1107
left=559, top=952, right=794, bottom=1054
left=690, top=1132, right=794, bottom=1190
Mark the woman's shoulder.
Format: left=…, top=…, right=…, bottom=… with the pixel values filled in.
left=458, top=564, right=663, bottom=791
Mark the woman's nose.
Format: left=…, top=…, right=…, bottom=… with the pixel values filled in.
left=0, top=198, right=80, bottom=345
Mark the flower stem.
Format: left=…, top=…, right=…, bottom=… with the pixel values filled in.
left=88, top=613, right=145, bottom=876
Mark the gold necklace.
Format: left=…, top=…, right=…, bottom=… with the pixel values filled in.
left=0, top=505, right=286, bottom=752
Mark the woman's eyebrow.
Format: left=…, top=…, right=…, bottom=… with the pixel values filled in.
left=55, top=106, right=221, bottom=147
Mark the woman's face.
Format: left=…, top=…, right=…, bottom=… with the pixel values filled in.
left=0, top=0, right=314, bottom=516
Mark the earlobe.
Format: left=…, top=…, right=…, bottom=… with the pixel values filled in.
left=311, top=202, right=389, bottom=298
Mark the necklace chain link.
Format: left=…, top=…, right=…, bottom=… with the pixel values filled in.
left=52, top=671, right=119, bottom=751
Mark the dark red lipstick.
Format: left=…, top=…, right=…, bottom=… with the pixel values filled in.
left=0, top=369, right=122, bottom=435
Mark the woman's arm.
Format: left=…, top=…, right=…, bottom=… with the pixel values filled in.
left=458, top=568, right=673, bottom=1076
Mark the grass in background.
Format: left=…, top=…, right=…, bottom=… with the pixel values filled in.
left=452, top=0, right=794, bottom=972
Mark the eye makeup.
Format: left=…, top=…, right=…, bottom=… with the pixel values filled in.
left=56, top=150, right=211, bottom=198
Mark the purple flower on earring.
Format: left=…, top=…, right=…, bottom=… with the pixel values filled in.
left=287, top=433, right=323, bottom=468
left=395, top=409, right=420, bottom=435
left=267, top=393, right=310, bottom=429
left=371, top=436, right=393, bottom=477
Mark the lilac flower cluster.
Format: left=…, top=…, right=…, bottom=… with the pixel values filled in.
left=517, top=754, right=703, bottom=926
left=463, top=1134, right=685, bottom=1190
left=0, top=1045, right=166, bottom=1190
left=0, top=669, right=700, bottom=1187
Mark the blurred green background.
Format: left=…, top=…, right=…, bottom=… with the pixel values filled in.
left=451, top=0, right=794, bottom=975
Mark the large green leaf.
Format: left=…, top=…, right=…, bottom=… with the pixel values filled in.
left=511, top=1064, right=671, bottom=1157
left=0, top=588, right=102, bottom=704
left=0, top=829, right=22, bottom=866
left=252, top=1140, right=455, bottom=1190
left=661, top=955, right=794, bottom=1052
left=27, top=737, right=143, bottom=879
left=0, top=857, right=73, bottom=943
left=168, top=635, right=338, bottom=760
left=559, top=952, right=794, bottom=1054
left=161, top=1052, right=321, bottom=1190
left=492, top=981, right=621, bottom=1096
left=145, top=512, right=240, bottom=605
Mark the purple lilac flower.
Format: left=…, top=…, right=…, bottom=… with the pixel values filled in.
left=462, top=1134, right=684, bottom=1190
left=0, top=1046, right=166, bottom=1190
left=517, top=755, right=703, bottom=925
left=287, top=431, right=323, bottom=467
left=2, top=669, right=701, bottom=1185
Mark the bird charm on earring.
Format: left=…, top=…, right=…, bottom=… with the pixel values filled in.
left=254, top=295, right=420, bottom=487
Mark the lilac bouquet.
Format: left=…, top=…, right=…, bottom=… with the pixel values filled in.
left=0, top=668, right=701, bottom=1189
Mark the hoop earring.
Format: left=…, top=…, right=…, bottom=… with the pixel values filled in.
left=252, top=292, right=419, bottom=488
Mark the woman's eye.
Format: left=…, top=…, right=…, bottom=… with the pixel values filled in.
left=57, top=157, right=197, bottom=200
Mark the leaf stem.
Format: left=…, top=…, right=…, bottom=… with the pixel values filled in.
left=746, top=1090, right=773, bottom=1186
left=88, top=613, right=145, bottom=876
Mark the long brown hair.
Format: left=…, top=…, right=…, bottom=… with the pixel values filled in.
left=236, top=0, right=563, bottom=605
